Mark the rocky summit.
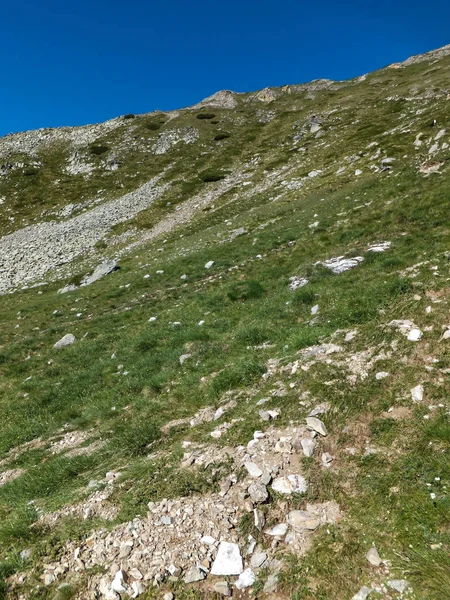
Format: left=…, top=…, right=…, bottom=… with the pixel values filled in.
left=0, top=45, right=449, bottom=600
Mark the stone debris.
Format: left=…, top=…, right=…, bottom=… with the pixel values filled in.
left=53, top=334, right=76, bottom=349
left=316, top=255, right=364, bottom=274
left=81, top=260, right=119, bottom=286
left=375, top=371, right=389, bottom=380
left=32, top=424, right=340, bottom=598
left=366, top=546, right=382, bottom=566
left=387, top=319, right=423, bottom=341
left=407, top=328, right=423, bottom=342
left=301, top=438, right=316, bottom=457
left=57, top=284, right=78, bottom=294
left=244, top=462, right=263, bottom=477
left=204, top=260, right=215, bottom=269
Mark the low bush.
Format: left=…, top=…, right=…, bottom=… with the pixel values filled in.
left=199, top=170, right=226, bottom=183
left=123, top=114, right=136, bottom=120
left=227, top=280, right=265, bottom=302
left=89, top=144, right=109, bottom=156
left=214, top=132, right=231, bottom=141
left=196, top=113, right=216, bottom=120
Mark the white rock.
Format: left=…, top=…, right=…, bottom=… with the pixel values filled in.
left=411, top=384, right=424, bottom=402
left=311, top=304, right=319, bottom=315
left=306, top=416, right=328, bottom=436
left=250, top=552, right=268, bottom=568
left=211, top=542, right=243, bottom=576
left=366, top=546, right=382, bottom=566
left=272, top=474, right=308, bottom=495
left=407, top=328, right=422, bottom=342
left=131, top=581, right=145, bottom=598
left=355, top=169, right=363, bottom=176
left=148, top=316, right=157, bottom=322
left=179, top=353, right=192, bottom=365
left=301, top=438, right=316, bottom=457
left=387, top=580, right=410, bottom=593
left=213, top=581, right=231, bottom=596
left=244, top=462, right=263, bottom=477
left=375, top=371, right=389, bottom=380
left=205, top=261, right=215, bottom=269
left=287, top=510, right=320, bottom=530
left=235, top=568, right=256, bottom=589
left=111, top=570, right=128, bottom=593
left=200, top=535, right=216, bottom=546
left=53, top=334, right=76, bottom=349
left=351, top=586, right=372, bottom=600
left=317, top=256, right=364, bottom=274
left=163, top=593, right=174, bottom=600
left=183, top=566, right=206, bottom=583
left=265, top=523, right=288, bottom=536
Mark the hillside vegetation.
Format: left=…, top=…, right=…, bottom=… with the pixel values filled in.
left=0, top=45, right=449, bottom=600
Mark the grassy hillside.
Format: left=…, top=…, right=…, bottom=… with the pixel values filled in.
left=0, top=46, right=449, bottom=600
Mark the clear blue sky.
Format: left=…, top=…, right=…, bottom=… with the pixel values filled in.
left=2, top=0, right=449, bottom=136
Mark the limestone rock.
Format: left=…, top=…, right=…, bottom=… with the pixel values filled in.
left=366, top=546, right=382, bottom=566
left=81, top=259, right=119, bottom=286
left=235, top=568, right=256, bottom=589
left=387, top=580, right=410, bottom=593
left=53, top=334, right=76, bottom=348
left=351, top=587, right=372, bottom=600
left=211, top=542, right=243, bottom=576
left=183, top=566, right=206, bottom=583
left=272, top=474, right=308, bottom=495
left=213, top=581, right=231, bottom=596
left=306, top=416, right=328, bottom=436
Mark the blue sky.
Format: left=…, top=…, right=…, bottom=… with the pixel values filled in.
left=2, top=0, right=449, bottom=136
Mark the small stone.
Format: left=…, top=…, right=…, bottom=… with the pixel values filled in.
left=351, top=586, right=372, bottom=600
left=287, top=510, right=320, bottom=530
left=200, top=535, right=216, bottom=546
left=263, top=573, right=279, bottom=593
left=301, top=438, right=316, bottom=457
left=235, top=568, right=256, bottom=589
left=167, top=564, right=181, bottom=577
left=111, top=570, right=128, bottom=593
left=20, top=548, right=32, bottom=561
left=251, top=552, right=268, bottom=569
left=387, top=580, right=410, bottom=593
left=254, top=508, right=265, bottom=531
left=179, top=354, right=192, bottom=365
left=272, top=474, right=308, bottom=495
left=245, top=462, right=263, bottom=477
left=407, top=328, right=422, bottom=342
left=321, top=452, right=334, bottom=467
left=248, top=481, right=268, bottom=503
left=306, top=416, right=327, bottom=436
left=53, top=334, right=76, bottom=349
left=265, top=523, right=288, bottom=536
left=411, top=384, right=424, bottom=402
left=205, top=261, right=215, bottom=269
left=184, top=566, right=206, bottom=583
left=163, top=593, right=174, bottom=600
left=311, top=304, right=319, bottom=315
left=131, top=581, right=145, bottom=598
left=366, top=546, right=382, bottom=566
left=213, top=581, right=231, bottom=596
left=375, top=371, right=389, bottom=380
left=211, top=542, right=243, bottom=576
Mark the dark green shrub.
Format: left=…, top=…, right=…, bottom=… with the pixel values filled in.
left=23, top=168, right=38, bottom=176
left=292, top=287, right=316, bottom=305
left=89, top=144, right=109, bottom=156
left=227, top=281, right=265, bottom=302
left=123, top=114, right=136, bottom=119
left=145, top=122, right=162, bottom=131
left=199, top=170, right=228, bottom=183
left=214, top=132, right=231, bottom=141
left=196, top=113, right=216, bottom=120
left=210, top=120, right=219, bottom=124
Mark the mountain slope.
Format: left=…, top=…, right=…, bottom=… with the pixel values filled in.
left=0, top=46, right=449, bottom=600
